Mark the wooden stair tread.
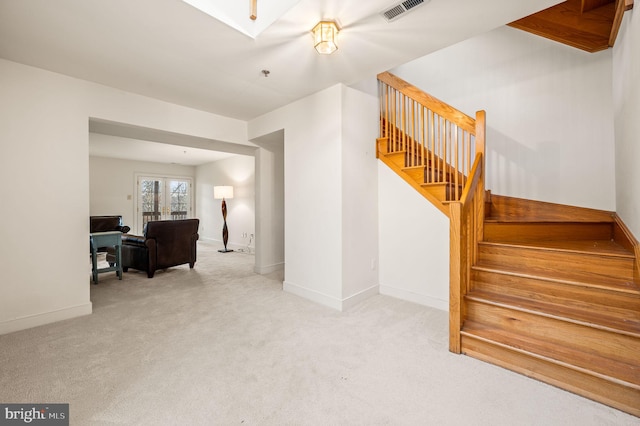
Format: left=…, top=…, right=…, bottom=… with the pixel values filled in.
left=478, top=239, right=633, bottom=257
left=466, top=289, right=640, bottom=337
left=421, top=182, right=455, bottom=187
left=485, top=217, right=613, bottom=223
left=461, top=321, right=640, bottom=387
left=473, top=262, right=639, bottom=294
left=485, top=195, right=616, bottom=223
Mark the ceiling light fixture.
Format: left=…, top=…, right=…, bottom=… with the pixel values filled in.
left=312, top=21, right=339, bottom=54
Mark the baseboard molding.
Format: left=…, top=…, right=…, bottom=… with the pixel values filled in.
left=0, top=302, right=93, bottom=335
left=283, top=281, right=379, bottom=311
left=284, top=281, right=343, bottom=311
left=380, top=284, right=448, bottom=312
left=613, top=213, right=640, bottom=282
left=342, top=284, right=379, bottom=311
left=199, top=237, right=253, bottom=252
left=254, top=262, right=284, bottom=274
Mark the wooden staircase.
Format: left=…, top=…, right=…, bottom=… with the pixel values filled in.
left=376, top=72, right=640, bottom=416
left=463, top=194, right=640, bottom=416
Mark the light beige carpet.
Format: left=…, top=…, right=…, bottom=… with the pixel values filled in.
left=0, top=242, right=636, bottom=425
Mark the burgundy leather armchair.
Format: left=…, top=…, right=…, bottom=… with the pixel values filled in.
left=108, top=219, right=199, bottom=278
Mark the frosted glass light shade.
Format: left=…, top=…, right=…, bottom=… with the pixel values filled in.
left=312, top=21, right=339, bottom=54
left=214, top=186, right=234, bottom=199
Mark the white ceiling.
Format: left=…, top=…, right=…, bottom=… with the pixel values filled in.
left=89, top=133, right=236, bottom=166
left=0, top=0, right=560, bottom=163
left=181, top=0, right=303, bottom=39
left=0, top=0, right=560, bottom=120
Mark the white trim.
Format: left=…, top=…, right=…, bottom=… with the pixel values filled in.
left=0, top=302, right=93, bottom=335
left=199, top=237, right=218, bottom=244
left=342, top=284, right=379, bottom=310
left=283, top=281, right=379, bottom=311
left=283, top=281, right=343, bottom=311
left=379, top=284, right=448, bottom=312
left=201, top=237, right=256, bottom=253
left=254, top=262, right=284, bottom=274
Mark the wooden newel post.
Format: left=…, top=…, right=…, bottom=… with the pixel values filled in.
left=449, top=201, right=463, bottom=354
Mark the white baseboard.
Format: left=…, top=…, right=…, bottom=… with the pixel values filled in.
left=283, top=281, right=378, bottom=311
left=0, top=302, right=93, bottom=335
left=254, top=262, right=284, bottom=274
left=283, top=281, right=343, bottom=311
left=199, top=237, right=218, bottom=244
left=379, top=285, right=448, bottom=312
left=200, top=237, right=253, bottom=252
left=342, top=284, right=379, bottom=311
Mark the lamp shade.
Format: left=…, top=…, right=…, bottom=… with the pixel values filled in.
left=312, top=21, right=339, bottom=54
left=214, top=186, right=234, bottom=199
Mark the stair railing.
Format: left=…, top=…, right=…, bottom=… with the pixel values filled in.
left=377, top=72, right=486, bottom=353
left=378, top=72, right=485, bottom=201
left=448, top=152, right=484, bottom=353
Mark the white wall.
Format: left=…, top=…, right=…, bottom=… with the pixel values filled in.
left=252, top=86, right=343, bottom=307
left=378, top=164, right=450, bottom=310
left=196, top=155, right=255, bottom=251
left=89, top=154, right=196, bottom=231
left=249, top=84, right=379, bottom=310
left=253, top=131, right=285, bottom=274
left=391, top=26, right=616, bottom=211
left=0, top=61, right=91, bottom=333
left=0, top=58, right=249, bottom=334
left=613, top=10, right=640, bottom=239
left=341, top=86, right=379, bottom=306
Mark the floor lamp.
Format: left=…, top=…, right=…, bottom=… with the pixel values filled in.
left=214, top=186, right=234, bottom=253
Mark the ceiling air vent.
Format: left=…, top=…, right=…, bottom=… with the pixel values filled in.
left=381, top=0, right=429, bottom=22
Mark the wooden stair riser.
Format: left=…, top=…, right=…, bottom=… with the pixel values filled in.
left=460, top=335, right=640, bottom=417
left=467, top=288, right=640, bottom=344
left=422, top=183, right=448, bottom=201
left=376, top=138, right=388, bottom=157
left=465, top=300, right=640, bottom=365
left=422, top=182, right=465, bottom=202
left=477, top=243, right=635, bottom=281
left=402, top=166, right=427, bottom=182
left=462, top=321, right=640, bottom=385
left=471, top=269, right=640, bottom=313
left=384, top=151, right=407, bottom=168
left=483, top=222, right=613, bottom=243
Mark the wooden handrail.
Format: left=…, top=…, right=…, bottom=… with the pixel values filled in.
left=378, top=72, right=476, bottom=133
left=459, top=153, right=483, bottom=205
